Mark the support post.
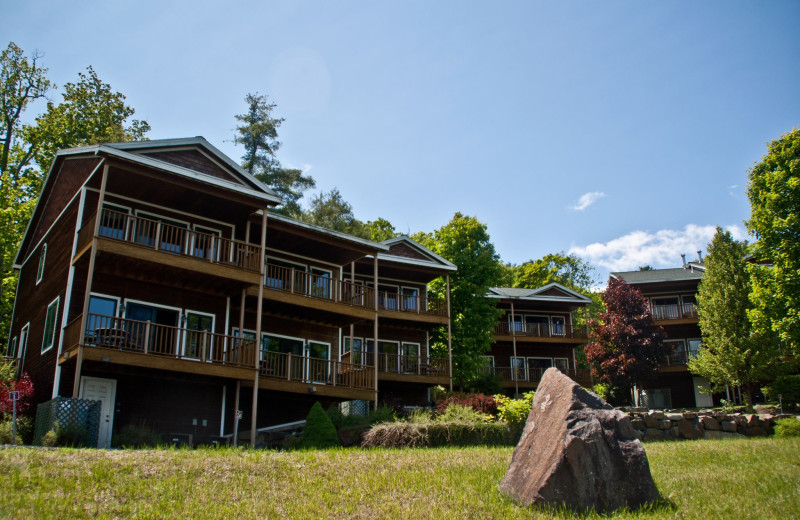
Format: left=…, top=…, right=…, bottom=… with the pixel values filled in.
left=250, top=210, right=268, bottom=448
left=373, top=255, right=379, bottom=409
left=511, top=301, right=519, bottom=397
left=74, top=164, right=109, bottom=397
left=446, top=274, right=453, bottom=392
left=233, top=380, right=241, bottom=447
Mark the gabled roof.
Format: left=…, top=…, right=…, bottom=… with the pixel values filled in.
left=487, top=283, right=592, bottom=304
left=611, top=266, right=704, bottom=284
left=104, top=137, right=278, bottom=197
left=377, top=235, right=457, bottom=271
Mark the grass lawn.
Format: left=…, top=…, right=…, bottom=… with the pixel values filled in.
left=0, top=437, right=798, bottom=519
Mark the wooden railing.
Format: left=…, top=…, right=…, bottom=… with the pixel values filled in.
left=651, top=303, right=698, bottom=320
left=485, top=366, right=593, bottom=388
left=76, top=313, right=256, bottom=368
left=494, top=322, right=588, bottom=339
left=264, top=264, right=375, bottom=310
left=260, top=351, right=374, bottom=390
left=377, top=291, right=448, bottom=317
left=362, top=352, right=450, bottom=377
left=82, top=209, right=261, bottom=272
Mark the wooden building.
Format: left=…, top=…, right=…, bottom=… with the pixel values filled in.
left=5, top=137, right=454, bottom=447
left=483, top=284, right=593, bottom=395
left=610, top=261, right=713, bottom=408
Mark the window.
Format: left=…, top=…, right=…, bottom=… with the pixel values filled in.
left=36, top=244, right=47, bottom=284
left=664, top=339, right=687, bottom=364
left=687, top=339, right=702, bottom=359
left=42, top=297, right=60, bottom=353
left=17, top=324, right=29, bottom=372
left=510, top=357, right=526, bottom=380
left=184, top=312, right=215, bottom=359
left=550, top=316, right=566, bottom=336
left=401, top=287, right=419, bottom=311
left=134, top=212, right=188, bottom=253
left=191, top=225, right=221, bottom=261
left=8, top=337, right=17, bottom=358
left=265, top=258, right=305, bottom=291
left=344, top=337, right=365, bottom=364
left=554, top=358, right=569, bottom=372
left=309, top=268, right=331, bottom=299
left=525, top=315, right=549, bottom=336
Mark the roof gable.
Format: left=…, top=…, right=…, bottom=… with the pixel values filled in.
left=379, top=236, right=457, bottom=270
left=487, top=283, right=592, bottom=304
left=142, top=149, right=239, bottom=183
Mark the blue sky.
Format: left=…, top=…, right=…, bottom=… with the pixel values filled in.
left=4, top=1, right=799, bottom=283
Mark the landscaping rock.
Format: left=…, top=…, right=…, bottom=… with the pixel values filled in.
left=499, top=368, right=660, bottom=512
left=700, top=416, right=720, bottom=431
left=643, top=414, right=660, bottom=428
left=678, top=419, right=702, bottom=440
left=657, top=419, right=672, bottom=430
left=683, top=412, right=698, bottom=420
left=665, top=413, right=683, bottom=422
left=644, top=428, right=662, bottom=441
left=704, top=430, right=744, bottom=440
left=747, top=427, right=768, bottom=437
left=631, top=417, right=645, bottom=430
left=721, top=420, right=737, bottom=433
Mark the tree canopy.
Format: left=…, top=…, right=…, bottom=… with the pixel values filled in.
left=1, top=42, right=148, bottom=346
left=585, top=277, right=666, bottom=402
left=233, top=93, right=315, bottom=216
left=506, top=252, right=597, bottom=292
left=413, top=213, right=506, bottom=387
left=746, top=128, right=800, bottom=355
left=688, top=228, right=780, bottom=411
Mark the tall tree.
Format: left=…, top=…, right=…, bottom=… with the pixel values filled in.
left=688, top=228, right=780, bottom=411
left=414, top=213, right=506, bottom=387
left=301, top=188, right=365, bottom=237
left=585, top=277, right=667, bottom=404
left=233, top=93, right=315, bottom=216
left=363, top=217, right=398, bottom=242
left=508, top=252, right=597, bottom=291
left=746, top=128, right=800, bottom=355
left=1, top=43, right=149, bottom=347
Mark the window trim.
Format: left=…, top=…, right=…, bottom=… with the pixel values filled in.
left=36, top=243, right=47, bottom=285
left=41, top=297, right=60, bottom=354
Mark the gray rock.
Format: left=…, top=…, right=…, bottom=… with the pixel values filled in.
left=644, top=428, right=662, bottom=441
left=643, top=415, right=660, bottom=428
left=721, top=420, right=737, bottom=433
left=499, top=368, right=660, bottom=512
left=704, top=430, right=745, bottom=440
left=665, top=413, right=683, bottom=422
left=631, top=417, right=645, bottom=430
left=683, top=412, right=698, bottom=420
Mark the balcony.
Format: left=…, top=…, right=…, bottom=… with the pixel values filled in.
left=377, top=291, right=448, bottom=324
left=59, top=313, right=376, bottom=399
left=75, top=209, right=262, bottom=284
left=363, top=352, right=449, bottom=384
left=493, top=322, right=588, bottom=342
left=484, top=366, right=593, bottom=389
left=651, top=303, right=698, bottom=322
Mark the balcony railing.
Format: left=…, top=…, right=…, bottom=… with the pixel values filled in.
left=662, top=349, right=691, bottom=366
left=260, top=351, right=374, bottom=390
left=64, top=313, right=256, bottom=368
left=494, top=322, right=588, bottom=339
left=360, top=352, right=449, bottom=377
left=651, top=303, right=698, bottom=320
left=83, top=209, right=261, bottom=272
left=484, top=366, right=592, bottom=387
left=377, top=291, right=448, bottom=317
left=264, top=264, right=375, bottom=310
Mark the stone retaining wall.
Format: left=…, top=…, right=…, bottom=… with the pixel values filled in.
left=627, top=410, right=797, bottom=442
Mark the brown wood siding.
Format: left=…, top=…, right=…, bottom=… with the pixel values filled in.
left=22, top=158, right=99, bottom=262
left=387, top=242, right=430, bottom=261
left=142, top=150, right=240, bottom=183
left=539, top=287, right=571, bottom=297
left=11, top=201, right=80, bottom=405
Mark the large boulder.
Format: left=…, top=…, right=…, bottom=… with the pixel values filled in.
left=499, top=368, right=660, bottom=512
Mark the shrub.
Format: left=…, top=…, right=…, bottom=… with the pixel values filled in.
left=465, top=372, right=503, bottom=396
left=405, top=408, right=433, bottom=424
left=773, top=418, right=800, bottom=438
left=362, top=421, right=511, bottom=448
left=435, top=393, right=497, bottom=416
left=436, top=404, right=492, bottom=424
left=112, top=425, right=163, bottom=448
left=40, top=421, right=91, bottom=447
left=0, top=415, right=33, bottom=444
left=300, top=402, right=340, bottom=449
left=592, top=383, right=611, bottom=401
left=495, top=392, right=534, bottom=428
left=762, top=375, right=800, bottom=409
left=367, top=405, right=397, bottom=425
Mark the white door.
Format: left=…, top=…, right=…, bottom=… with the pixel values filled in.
left=80, top=376, right=117, bottom=448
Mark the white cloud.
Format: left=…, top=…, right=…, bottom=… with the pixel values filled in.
left=728, top=184, right=739, bottom=197
left=570, top=191, right=605, bottom=211
left=569, top=224, right=748, bottom=272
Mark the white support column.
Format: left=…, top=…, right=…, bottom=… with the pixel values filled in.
left=250, top=210, right=268, bottom=447
left=446, top=274, right=453, bottom=392
left=511, top=301, right=518, bottom=398
left=373, top=255, right=379, bottom=409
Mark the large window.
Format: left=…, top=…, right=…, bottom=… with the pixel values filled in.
left=99, top=204, right=130, bottom=240
left=41, top=297, right=60, bottom=353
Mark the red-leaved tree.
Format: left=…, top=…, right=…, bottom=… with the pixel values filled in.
left=0, top=373, right=35, bottom=415
left=585, top=277, right=667, bottom=402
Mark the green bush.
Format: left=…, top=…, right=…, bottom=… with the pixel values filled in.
left=0, top=415, right=33, bottom=444
left=773, top=418, right=800, bottom=438
left=762, top=375, right=800, bottom=409
left=405, top=408, right=433, bottom=424
left=494, top=391, right=534, bottom=441
left=592, top=383, right=611, bottom=401
left=436, top=404, right=492, bottom=424
left=112, top=425, right=163, bottom=448
left=362, top=421, right=511, bottom=448
left=367, top=405, right=397, bottom=425
left=300, top=402, right=340, bottom=449
left=40, top=421, right=91, bottom=447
